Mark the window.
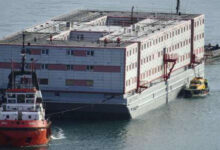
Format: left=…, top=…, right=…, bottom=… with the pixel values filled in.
left=8, top=99, right=16, bottom=103
left=39, top=79, right=48, bottom=85
left=26, top=94, right=34, bottom=98
left=26, top=100, right=34, bottom=104
left=55, top=92, right=60, bottom=96
left=71, top=50, right=74, bottom=55
left=42, top=49, right=49, bottom=55
left=7, top=94, right=15, bottom=98
left=86, top=65, right=94, bottom=71
left=66, top=50, right=71, bottom=55
left=26, top=49, right=31, bottom=54
left=65, top=79, right=93, bottom=87
left=80, top=34, right=84, bottom=40
left=66, top=65, right=71, bottom=70
left=87, top=50, right=94, bottom=56
left=91, top=51, right=94, bottom=56
left=41, top=64, right=48, bottom=70
left=17, top=94, right=25, bottom=103
left=77, top=35, right=80, bottom=40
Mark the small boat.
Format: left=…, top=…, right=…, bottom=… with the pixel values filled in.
left=184, top=77, right=209, bottom=98
left=0, top=33, right=51, bottom=147
left=205, top=44, right=220, bottom=63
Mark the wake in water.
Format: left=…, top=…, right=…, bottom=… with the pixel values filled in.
left=51, top=127, right=66, bottom=140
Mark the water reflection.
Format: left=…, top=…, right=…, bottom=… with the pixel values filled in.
left=0, top=146, right=48, bottom=150
left=48, top=120, right=131, bottom=150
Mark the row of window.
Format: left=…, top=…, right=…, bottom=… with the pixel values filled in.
left=126, top=39, right=191, bottom=72
left=125, top=51, right=202, bottom=87
left=26, top=64, right=120, bottom=73
left=76, top=34, right=84, bottom=41
left=194, top=47, right=204, bottom=55
left=38, top=78, right=94, bottom=87
left=194, top=33, right=204, bottom=41
left=25, top=64, right=89, bottom=70
left=66, top=50, right=94, bottom=56
left=66, top=65, right=94, bottom=71
left=26, top=49, right=49, bottom=55
left=126, top=30, right=204, bottom=58
left=140, top=24, right=192, bottom=50
left=126, top=47, right=138, bottom=57
left=39, top=78, right=48, bottom=85
left=126, top=33, right=204, bottom=72
left=66, top=79, right=93, bottom=87
left=26, top=49, right=95, bottom=57
left=194, top=18, right=205, bottom=28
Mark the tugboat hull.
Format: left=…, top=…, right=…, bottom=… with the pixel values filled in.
left=184, top=89, right=209, bottom=98
left=0, top=120, right=51, bottom=147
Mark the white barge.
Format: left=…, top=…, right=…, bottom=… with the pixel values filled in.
left=0, top=10, right=205, bottom=118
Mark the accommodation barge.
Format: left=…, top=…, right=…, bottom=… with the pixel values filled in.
left=0, top=10, right=205, bottom=118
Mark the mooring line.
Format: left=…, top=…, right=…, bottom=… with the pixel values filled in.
left=46, top=105, right=89, bottom=118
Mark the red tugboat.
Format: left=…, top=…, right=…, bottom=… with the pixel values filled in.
left=0, top=33, right=51, bottom=147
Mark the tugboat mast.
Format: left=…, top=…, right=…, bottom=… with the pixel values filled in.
left=21, top=32, right=26, bottom=73
left=176, top=0, right=180, bottom=14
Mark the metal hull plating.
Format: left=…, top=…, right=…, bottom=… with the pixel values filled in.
left=44, top=64, right=204, bottom=119
left=0, top=120, right=51, bottom=147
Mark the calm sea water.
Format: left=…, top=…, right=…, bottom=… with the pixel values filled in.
left=0, top=0, right=220, bottom=150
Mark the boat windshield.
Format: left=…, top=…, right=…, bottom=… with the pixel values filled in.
left=26, top=94, right=35, bottom=98
left=8, top=99, right=16, bottom=103
left=17, top=94, right=25, bottom=103
left=191, top=80, right=202, bottom=84
left=26, top=99, right=35, bottom=104
left=7, top=93, right=16, bottom=98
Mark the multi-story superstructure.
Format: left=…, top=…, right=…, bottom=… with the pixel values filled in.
left=0, top=10, right=205, bottom=118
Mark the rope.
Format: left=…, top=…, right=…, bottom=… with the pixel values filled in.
left=45, top=96, right=115, bottom=118
left=46, top=105, right=89, bottom=118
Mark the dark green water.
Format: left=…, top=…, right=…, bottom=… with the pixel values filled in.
left=0, top=0, right=220, bottom=150
left=1, top=63, right=220, bottom=150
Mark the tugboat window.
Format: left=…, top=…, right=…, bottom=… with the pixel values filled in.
left=26, top=99, right=34, bottom=104
left=26, top=94, right=34, bottom=98
left=8, top=99, right=16, bottom=103
left=7, top=94, right=15, bottom=98
left=17, top=95, right=25, bottom=103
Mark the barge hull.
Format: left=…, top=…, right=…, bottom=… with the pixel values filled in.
left=44, top=64, right=204, bottom=119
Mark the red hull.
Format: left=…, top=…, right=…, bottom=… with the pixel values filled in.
left=0, top=120, right=51, bottom=147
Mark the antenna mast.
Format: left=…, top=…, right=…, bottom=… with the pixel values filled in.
left=131, top=6, right=135, bottom=31
left=176, top=0, right=180, bottom=14
left=21, top=32, right=26, bottom=73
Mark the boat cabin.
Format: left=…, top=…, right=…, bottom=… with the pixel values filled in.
left=0, top=88, right=44, bottom=121
left=189, top=77, right=208, bottom=90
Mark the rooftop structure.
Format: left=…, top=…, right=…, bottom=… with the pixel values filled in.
left=0, top=10, right=201, bottom=48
